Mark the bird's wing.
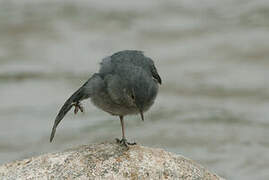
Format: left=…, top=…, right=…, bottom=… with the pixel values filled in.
left=50, top=73, right=104, bottom=142
left=149, top=62, right=162, bottom=84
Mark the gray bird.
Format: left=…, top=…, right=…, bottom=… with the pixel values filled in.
left=50, top=50, right=162, bottom=147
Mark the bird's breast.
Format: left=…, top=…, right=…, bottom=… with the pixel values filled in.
left=90, top=90, right=156, bottom=116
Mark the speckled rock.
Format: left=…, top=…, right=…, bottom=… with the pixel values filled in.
left=0, top=142, right=224, bottom=180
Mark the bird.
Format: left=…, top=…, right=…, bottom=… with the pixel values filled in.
left=49, top=50, right=162, bottom=147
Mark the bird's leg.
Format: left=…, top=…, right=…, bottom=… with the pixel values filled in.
left=116, top=116, right=136, bottom=147
left=72, top=102, right=84, bottom=114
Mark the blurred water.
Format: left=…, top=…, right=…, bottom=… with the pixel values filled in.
left=1, top=0, right=269, bottom=179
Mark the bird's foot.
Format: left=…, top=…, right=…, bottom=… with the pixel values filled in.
left=116, top=138, right=136, bottom=148
left=72, top=102, right=84, bottom=114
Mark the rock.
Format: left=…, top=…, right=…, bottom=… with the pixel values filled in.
left=0, top=142, right=224, bottom=180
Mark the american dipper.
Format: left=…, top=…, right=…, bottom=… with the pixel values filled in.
left=50, top=50, right=162, bottom=147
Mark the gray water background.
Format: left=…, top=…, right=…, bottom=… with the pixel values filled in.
left=1, top=0, right=269, bottom=179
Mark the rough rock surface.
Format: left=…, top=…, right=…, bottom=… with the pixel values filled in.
left=0, top=142, right=224, bottom=180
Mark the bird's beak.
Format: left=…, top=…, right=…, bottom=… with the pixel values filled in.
left=139, top=109, right=144, bottom=121
left=132, top=88, right=144, bottom=121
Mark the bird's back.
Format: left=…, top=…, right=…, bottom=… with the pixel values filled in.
left=99, top=50, right=154, bottom=78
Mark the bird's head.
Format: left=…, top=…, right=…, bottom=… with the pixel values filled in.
left=127, top=71, right=159, bottom=121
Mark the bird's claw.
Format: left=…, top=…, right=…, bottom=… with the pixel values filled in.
left=116, top=138, right=136, bottom=148
left=73, top=102, right=84, bottom=114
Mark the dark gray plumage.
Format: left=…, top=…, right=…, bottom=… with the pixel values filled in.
left=50, top=50, right=162, bottom=146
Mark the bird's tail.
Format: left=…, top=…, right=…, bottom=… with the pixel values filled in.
left=50, top=87, right=85, bottom=142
